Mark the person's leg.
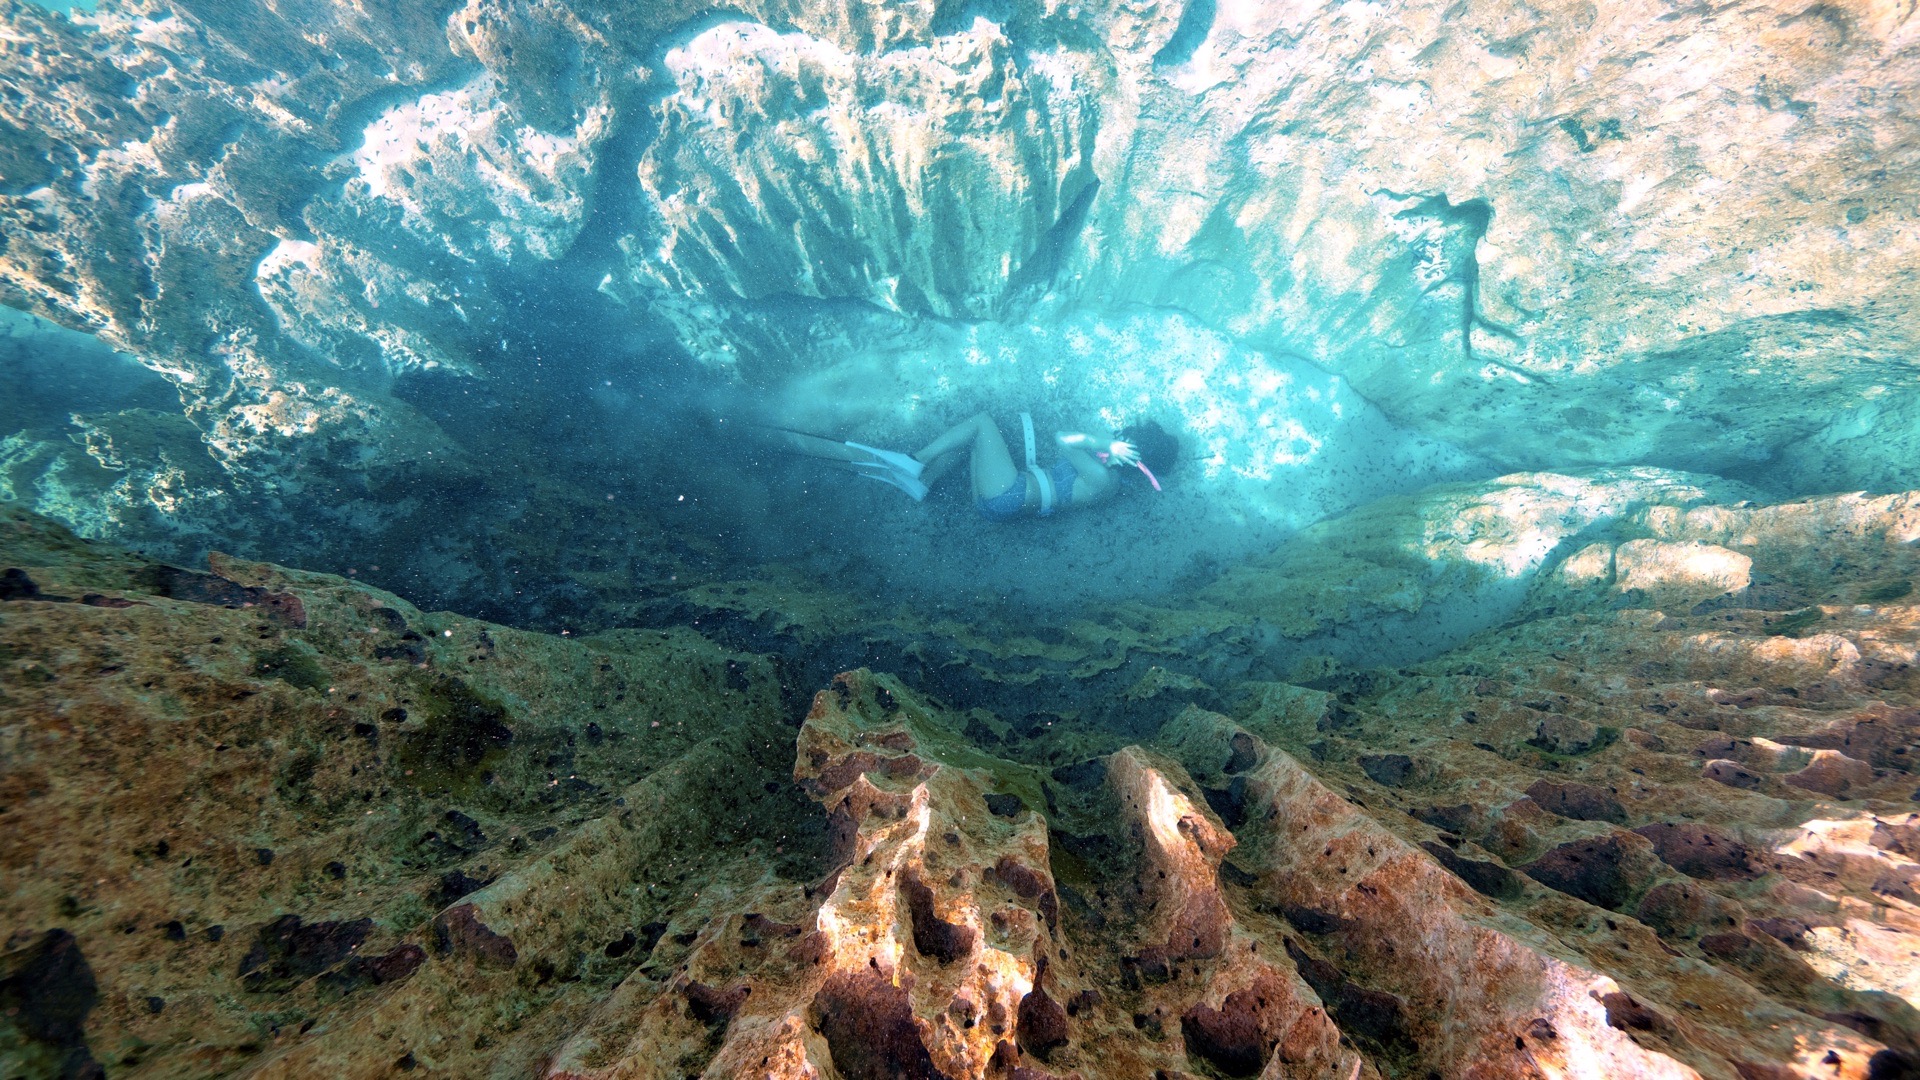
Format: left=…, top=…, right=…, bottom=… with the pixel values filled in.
left=967, top=416, right=1021, bottom=502
left=771, top=428, right=864, bottom=463
left=918, top=451, right=964, bottom=488
left=915, top=412, right=1018, bottom=501
left=912, top=412, right=987, bottom=462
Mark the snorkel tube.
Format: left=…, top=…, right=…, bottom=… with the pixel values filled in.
left=1133, top=460, right=1163, bottom=491
left=1094, top=450, right=1161, bottom=491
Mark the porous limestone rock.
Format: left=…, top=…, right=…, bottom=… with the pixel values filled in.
left=7, top=479, right=1920, bottom=1074
left=1190, top=467, right=1757, bottom=649
left=633, top=17, right=1097, bottom=323
left=528, top=670, right=1361, bottom=1079
left=1158, top=706, right=1867, bottom=1078
left=0, top=505, right=811, bottom=1077
left=538, top=669, right=1072, bottom=1079
left=10, top=471, right=1920, bottom=1077
left=612, top=0, right=1920, bottom=486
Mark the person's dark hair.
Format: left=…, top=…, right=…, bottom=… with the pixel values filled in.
left=1119, top=420, right=1179, bottom=480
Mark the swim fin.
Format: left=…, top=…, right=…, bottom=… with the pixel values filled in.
left=850, top=462, right=929, bottom=501
left=844, top=442, right=924, bottom=479
left=845, top=442, right=928, bottom=501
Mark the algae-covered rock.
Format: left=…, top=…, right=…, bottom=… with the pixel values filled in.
left=1525, top=487, right=1920, bottom=619
left=6, top=491, right=1920, bottom=1075
left=1192, top=468, right=1751, bottom=642
left=0, top=508, right=806, bottom=1075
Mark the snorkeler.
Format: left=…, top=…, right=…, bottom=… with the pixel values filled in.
left=777, top=412, right=1177, bottom=521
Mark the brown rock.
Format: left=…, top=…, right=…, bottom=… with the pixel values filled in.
left=1015, top=980, right=1069, bottom=1060
left=1359, top=753, right=1420, bottom=787
left=1783, top=750, right=1875, bottom=797
left=1633, top=823, right=1759, bottom=881
left=1702, top=759, right=1764, bottom=790
left=903, top=867, right=980, bottom=964
left=1531, top=714, right=1602, bottom=755
left=811, top=969, right=943, bottom=1080
left=1180, top=971, right=1325, bottom=1077
left=1634, top=881, right=1742, bottom=940
left=684, top=980, right=751, bottom=1026
left=432, top=904, right=518, bottom=969
left=1521, top=835, right=1651, bottom=910
left=1526, top=779, right=1628, bottom=823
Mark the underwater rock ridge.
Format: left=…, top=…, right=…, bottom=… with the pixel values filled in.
left=5, top=494, right=1920, bottom=1075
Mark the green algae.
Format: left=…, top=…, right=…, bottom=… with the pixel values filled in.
left=1765, top=607, right=1825, bottom=638
left=849, top=672, right=1056, bottom=815
left=1860, top=579, right=1912, bottom=603
left=1523, top=724, right=1620, bottom=762
left=389, top=673, right=518, bottom=799
left=252, top=645, right=329, bottom=691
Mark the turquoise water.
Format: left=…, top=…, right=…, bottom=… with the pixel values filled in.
left=0, top=0, right=1914, bottom=650
left=4, top=4, right=1920, bottom=1078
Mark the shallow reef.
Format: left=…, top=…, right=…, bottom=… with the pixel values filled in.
left=4, top=472, right=1918, bottom=1077
left=4, top=0, right=1920, bottom=1072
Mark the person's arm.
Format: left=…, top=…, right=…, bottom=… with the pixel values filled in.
left=1056, top=430, right=1131, bottom=499
left=1056, top=430, right=1139, bottom=465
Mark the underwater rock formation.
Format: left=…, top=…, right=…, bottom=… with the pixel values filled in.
left=3, top=0, right=1918, bottom=550
left=6, top=464, right=1919, bottom=1075
left=5, top=4, right=1920, bottom=1072
left=668, top=466, right=1770, bottom=700
left=623, top=0, right=1920, bottom=490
